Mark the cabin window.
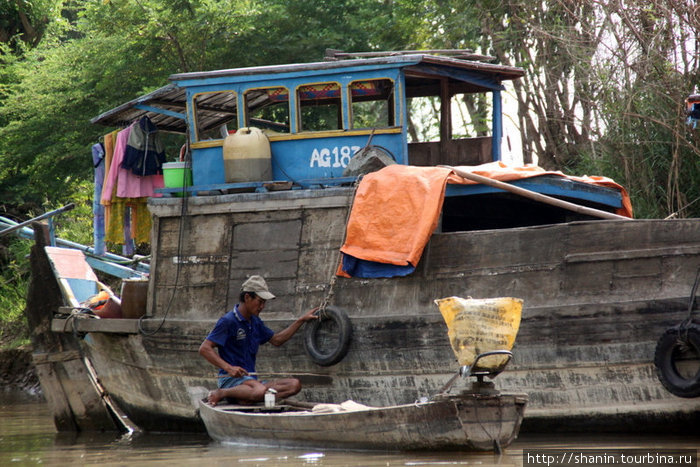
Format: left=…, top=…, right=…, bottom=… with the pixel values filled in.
left=350, top=79, right=394, bottom=129
left=193, top=91, right=238, bottom=141
left=407, top=96, right=441, bottom=143
left=450, top=93, right=491, bottom=139
left=406, top=93, right=492, bottom=143
left=297, top=82, right=342, bottom=132
left=244, top=87, right=290, bottom=133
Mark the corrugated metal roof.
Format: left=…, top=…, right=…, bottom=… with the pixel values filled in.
left=90, top=84, right=187, bottom=133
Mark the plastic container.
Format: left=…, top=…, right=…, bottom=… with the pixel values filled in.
left=223, top=127, right=272, bottom=183
left=264, top=388, right=277, bottom=408
left=163, top=162, right=193, bottom=189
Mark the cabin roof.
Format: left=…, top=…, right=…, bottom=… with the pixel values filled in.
left=90, top=83, right=187, bottom=133
left=168, top=54, right=524, bottom=83
left=90, top=53, right=524, bottom=134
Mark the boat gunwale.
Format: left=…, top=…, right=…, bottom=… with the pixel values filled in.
left=203, top=392, right=528, bottom=418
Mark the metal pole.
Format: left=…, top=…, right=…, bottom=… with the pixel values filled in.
left=0, top=203, right=75, bottom=237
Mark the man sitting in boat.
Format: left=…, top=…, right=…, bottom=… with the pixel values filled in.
left=199, top=275, right=318, bottom=406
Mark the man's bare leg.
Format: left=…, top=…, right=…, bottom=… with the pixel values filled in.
left=208, top=380, right=267, bottom=406
left=265, top=378, right=301, bottom=399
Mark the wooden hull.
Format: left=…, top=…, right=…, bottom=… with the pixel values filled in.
left=39, top=189, right=700, bottom=433
left=198, top=393, right=527, bottom=451
left=25, top=223, right=127, bottom=432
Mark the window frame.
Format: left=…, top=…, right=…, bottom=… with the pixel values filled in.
left=348, top=78, right=396, bottom=130
left=295, top=81, right=343, bottom=133
left=192, top=90, right=239, bottom=142
left=243, top=85, right=292, bottom=134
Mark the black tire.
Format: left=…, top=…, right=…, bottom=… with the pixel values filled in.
left=304, top=306, right=352, bottom=366
left=653, top=323, right=700, bottom=398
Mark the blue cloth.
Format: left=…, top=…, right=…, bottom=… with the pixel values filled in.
left=91, top=143, right=106, bottom=256
left=206, top=305, right=275, bottom=377
left=341, top=253, right=416, bottom=278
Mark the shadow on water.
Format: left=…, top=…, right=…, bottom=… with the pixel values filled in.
left=1, top=390, right=697, bottom=466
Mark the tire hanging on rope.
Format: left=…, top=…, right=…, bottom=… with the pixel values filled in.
left=653, top=323, right=700, bottom=398
left=304, top=177, right=360, bottom=367
left=653, top=267, right=700, bottom=398
left=304, top=306, right=352, bottom=367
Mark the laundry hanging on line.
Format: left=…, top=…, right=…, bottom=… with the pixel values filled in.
left=96, top=118, right=165, bottom=248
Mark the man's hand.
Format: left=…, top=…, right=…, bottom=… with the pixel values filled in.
left=226, top=365, right=248, bottom=378
left=300, top=307, right=320, bottom=322
left=268, top=307, right=320, bottom=346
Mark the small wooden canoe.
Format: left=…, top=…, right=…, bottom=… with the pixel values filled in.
left=198, top=391, right=527, bottom=451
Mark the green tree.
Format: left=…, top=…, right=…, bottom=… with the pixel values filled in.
left=471, top=0, right=699, bottom=218
left=0, top=0, right=60, bottom=49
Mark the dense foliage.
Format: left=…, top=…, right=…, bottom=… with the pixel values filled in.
left=1, top=0, right=699, bottom=346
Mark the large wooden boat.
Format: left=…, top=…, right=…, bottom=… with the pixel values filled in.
left=24, top=50, right=700, bottom=435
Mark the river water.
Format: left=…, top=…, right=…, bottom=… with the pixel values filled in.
left=1, top=390, right=697, bottom=466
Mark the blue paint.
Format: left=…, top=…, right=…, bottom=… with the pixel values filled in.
left=270, top=133, right=404, bottom=182
left=409, top=64, right=505, bottom=91
left=192, top=146, right=226, bottom=186
left=444, top=176, right=623, bottom=209
left=492, top=90, right=502, bottom=161
left=66, top=278, right=99, bottom=304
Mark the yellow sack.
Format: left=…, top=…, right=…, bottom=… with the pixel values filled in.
left=434, top=296, right=523, bottom=370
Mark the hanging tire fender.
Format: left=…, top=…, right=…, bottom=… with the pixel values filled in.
left=304, top=306, right=352, bottom=367
left=653, top=322, right=700, bottom=398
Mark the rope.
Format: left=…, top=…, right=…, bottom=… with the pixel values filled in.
left=317, top=176, right=363, bottom=314
left=679, top=266, right=700, bottom=332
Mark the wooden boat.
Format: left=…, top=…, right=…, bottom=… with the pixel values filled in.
left=21, top=223, right=137, bottom=433
left=198, top=350, right=527, bottom=451
left=22, top=50, right=700, bottom=434
left=198, top=392, right=527, bottom=451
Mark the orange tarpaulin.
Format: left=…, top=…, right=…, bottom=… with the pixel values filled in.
left=337, top=162, right=632, bottom=277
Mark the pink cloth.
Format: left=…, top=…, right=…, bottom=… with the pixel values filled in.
left=101, top=125, right=163, bottom=202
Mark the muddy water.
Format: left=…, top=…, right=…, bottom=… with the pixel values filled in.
left=1, top=390, right=697, bottom=466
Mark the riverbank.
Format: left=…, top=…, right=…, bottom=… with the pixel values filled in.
left=0, top=346, right=41, bottom=395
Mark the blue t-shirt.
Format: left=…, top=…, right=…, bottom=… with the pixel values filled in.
left=205, top=305, right=275, bottom=377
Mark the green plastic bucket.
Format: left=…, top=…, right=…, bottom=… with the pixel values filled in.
left=163, top=162, right=192, bottom=195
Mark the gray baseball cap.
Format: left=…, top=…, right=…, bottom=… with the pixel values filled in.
left=241, top=275, right=276, bottom=300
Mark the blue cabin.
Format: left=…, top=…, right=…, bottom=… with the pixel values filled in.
left=92, top=50, right=625, bottom=224
left=92, top=51, right=523, bottom=187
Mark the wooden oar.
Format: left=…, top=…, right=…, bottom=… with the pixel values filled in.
left=442, top=165, right=629, bottom=221
left=216, top=372, right=333, bottom=385
left=248, top=371, right=329, bottom=378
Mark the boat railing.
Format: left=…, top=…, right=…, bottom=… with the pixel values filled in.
left=0, top=211, right=149, bottom=279
left=459, top=350, right=514, bottom=381
left=432, top=350, right=514, bottom=399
